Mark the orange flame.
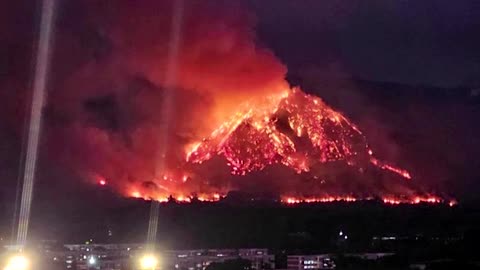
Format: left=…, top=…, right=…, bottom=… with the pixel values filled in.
left=186, top=87, right=411, bottom=179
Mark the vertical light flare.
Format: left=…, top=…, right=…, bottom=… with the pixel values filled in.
left=147, top=0, right=184, bottom=251
left=16, top=0, right=57, bottom=248
left=146, top=199, right=159, bottom=248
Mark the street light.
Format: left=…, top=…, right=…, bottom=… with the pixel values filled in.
left=88, top=256, right=96, bottom=266
left=3, top=254, right=29, bottom=270
left=139, top=254, right=158, bottom=270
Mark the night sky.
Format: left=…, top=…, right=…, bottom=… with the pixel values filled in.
left=0, top=0, right=480, bottom=242
left=252, top=0, right=480, bottom=199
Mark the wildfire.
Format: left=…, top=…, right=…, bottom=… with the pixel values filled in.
left=127, top=191, right=455, bottom=207
left=99, top=87, right=451, bottom=205
left=186, top=87, right=411, bottom=179
left=129, top=191, right=224, bottom=203
left=283, top=196, right=358, bottom=204
left=282, top=195, right=455, bottom=206
left=38, top=0, right=454, bottom=207
left=382, top=196, right=443, bottom=205
left=369, top=157, right=411, bottom=179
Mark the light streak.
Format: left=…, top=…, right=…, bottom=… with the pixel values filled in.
left=16, top=0, right=57, bottom=248
left=147, top=0, right=184, bottom=253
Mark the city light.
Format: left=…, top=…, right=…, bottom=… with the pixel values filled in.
left=139, top=254, right=159, bottom=270
left=3, top=255, right=29, bottom=270
left=88, top=256, right=96, bottom=265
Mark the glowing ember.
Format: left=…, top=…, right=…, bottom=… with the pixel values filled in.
left=283, top=196, right=358, bottom=204
left=128, top=192, right=452, bottom=206
left=186, top=88, right=411, bottom=179
left=382, top=196, right=443, bottom=205
left=131, top=191, right=141, bottom=198
left=129, top=192, right=224, bottom=203
left=282, top=195, right=449, bottom=205
left=370, top=158, right=411, bottom=179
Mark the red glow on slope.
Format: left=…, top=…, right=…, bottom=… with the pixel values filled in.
left=128, top=191, right=224, bottom=203
left=369, top=158, right=411, bottom=179
left=186, top=88, right=411, bottom=179
left=126, top=191, right=453, bottom=206
left=102, top=87, right=451, bottom=205
left=282, top=195, right=454, bottom=206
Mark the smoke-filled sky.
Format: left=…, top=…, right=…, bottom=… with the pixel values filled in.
left=1, top=0, right=480, bottom=231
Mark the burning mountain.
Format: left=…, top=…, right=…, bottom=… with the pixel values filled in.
left=1, top=1, right=452, bottom=205
left=186, top=88, right=410, bottom=180
left=122, top=84, right=434, bottom=205
left=178, top=87, right=444, bottom=205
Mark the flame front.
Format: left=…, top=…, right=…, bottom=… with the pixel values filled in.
left=186, top=87, right=411, bottom=179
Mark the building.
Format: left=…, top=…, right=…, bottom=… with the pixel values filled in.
left=23, top=243, right=275, bottom=270
left=287, top=255, right=335, bottom=270
left=160, top=248, right=274, bottom=270
left=48, top=243, right=142, bottom=270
